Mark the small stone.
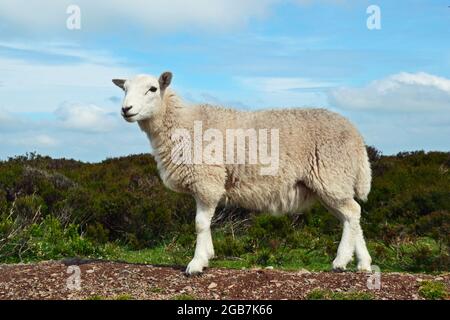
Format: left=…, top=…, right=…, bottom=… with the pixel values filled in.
left=265, top=266, right=274, bottom=270
left=208, top=282, right=218, bottom=289
left=86, top=269, right=94, bottom=274
left=298, top=269, right=310, bottom=274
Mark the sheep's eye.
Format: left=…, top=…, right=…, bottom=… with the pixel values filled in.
left=148, top=86, right=157, bottom=93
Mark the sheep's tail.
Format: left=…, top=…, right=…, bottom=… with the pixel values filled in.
left=354, top=147, right=372, bottom=202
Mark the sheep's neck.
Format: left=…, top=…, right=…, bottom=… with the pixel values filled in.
left=139, top=92, right=182, bottom=171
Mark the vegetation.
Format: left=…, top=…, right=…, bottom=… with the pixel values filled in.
left=172, top=293, right=197, bottom=300
left=418, top=281, right=448, bottom=300
left=0, top=149, right=449, bottom=273
left=306, top=288, right=374, bottom=300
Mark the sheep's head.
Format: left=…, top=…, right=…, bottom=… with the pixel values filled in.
left=112, top=72, right=172, bottom=122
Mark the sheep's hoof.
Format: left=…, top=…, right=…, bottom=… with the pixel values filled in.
left=185, top=270, right=203, bottom=277
left=332, top=260, right=347, bottom=272
left=185, top=259, right=206, bottom=276
left=357, top=263, right=372, bottom=272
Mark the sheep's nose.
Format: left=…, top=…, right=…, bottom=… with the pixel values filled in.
left=122, top=106, right=133, bottom=114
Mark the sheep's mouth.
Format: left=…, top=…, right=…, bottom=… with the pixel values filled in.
left=123, top=113, right=138, bottom=119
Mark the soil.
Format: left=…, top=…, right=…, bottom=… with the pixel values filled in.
left=0, top=260, right=448, bottom=300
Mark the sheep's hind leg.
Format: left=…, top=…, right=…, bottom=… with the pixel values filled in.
left=185, top=200, right=216, bottom=276
left=328, top=199, right=371, bottom=272
left=332, top=218, right=355, bottom=271
left=353, top=216, right=372, bottom=272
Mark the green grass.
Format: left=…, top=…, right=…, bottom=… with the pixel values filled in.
left=149, top=287, right=164, bottom=294
left=114, top=294, right=135, bottom=300
left=172, top=293, right=197, bottom=300
left=306, top=289, right=375, bottom=300
left=418, top=281, right=448, bottom=300
left=104, top=236, right=447, bottom=273
left=110, top=245, right=186, bottom=265
left=107, top=244, right=331, bottom=271
left=85, top=295, right=106, bottom=300
left=1, top=218, right=445, bottom=274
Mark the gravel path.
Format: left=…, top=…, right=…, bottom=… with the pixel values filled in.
left=0, top=260, right=448, bottom=300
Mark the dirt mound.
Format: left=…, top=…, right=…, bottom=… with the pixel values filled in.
left=0, top=261, right=448, bottom=300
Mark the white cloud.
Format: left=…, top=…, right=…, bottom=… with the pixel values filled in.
left=0, top=107, right=146, bottom=161
left=0, top=0, right=279, bottom=35
left=55, top=103, right=119, bottom=133
left=34, top=134, right=59, bottom=147
left=233, top=76, right=334, bottom=108
left=0, top=44, right=134, bottom=113
left=14, top=134, right=59, bottom=148
left=328, top=72, right=450, bottom=112
left=0, top=40, right=146, bottom=160
left=348, top=111, right=450, bottom=154
left=0, top=41, right=120, bottom=65
left=1, top=102, right=121, bottom=136
left=237, top=76, right=335, bottom=92
left=0, top=111, right=19, bottom=132
left=0, top=55, right=132, bottom=89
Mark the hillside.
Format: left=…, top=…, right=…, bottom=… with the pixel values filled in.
left=0, top=149, right=449, bottom=273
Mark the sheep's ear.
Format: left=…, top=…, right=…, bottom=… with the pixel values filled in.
left=112, top=79, right=126, bottom=90
left=159, top=71, right=173, bottom=91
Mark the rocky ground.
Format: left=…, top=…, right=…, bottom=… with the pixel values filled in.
left=0, top=260, right=448, bottom=300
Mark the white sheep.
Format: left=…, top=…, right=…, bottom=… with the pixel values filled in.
left=113, top=72, right=373, bottom=275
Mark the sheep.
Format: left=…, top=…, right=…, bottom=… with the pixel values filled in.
left=112, top=72, right=373, bottom=275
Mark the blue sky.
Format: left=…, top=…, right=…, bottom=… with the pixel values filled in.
left=0, top=0, right=449, bottom=161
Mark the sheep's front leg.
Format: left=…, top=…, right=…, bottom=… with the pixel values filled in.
left=185, top=201, right=216, bottom=275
